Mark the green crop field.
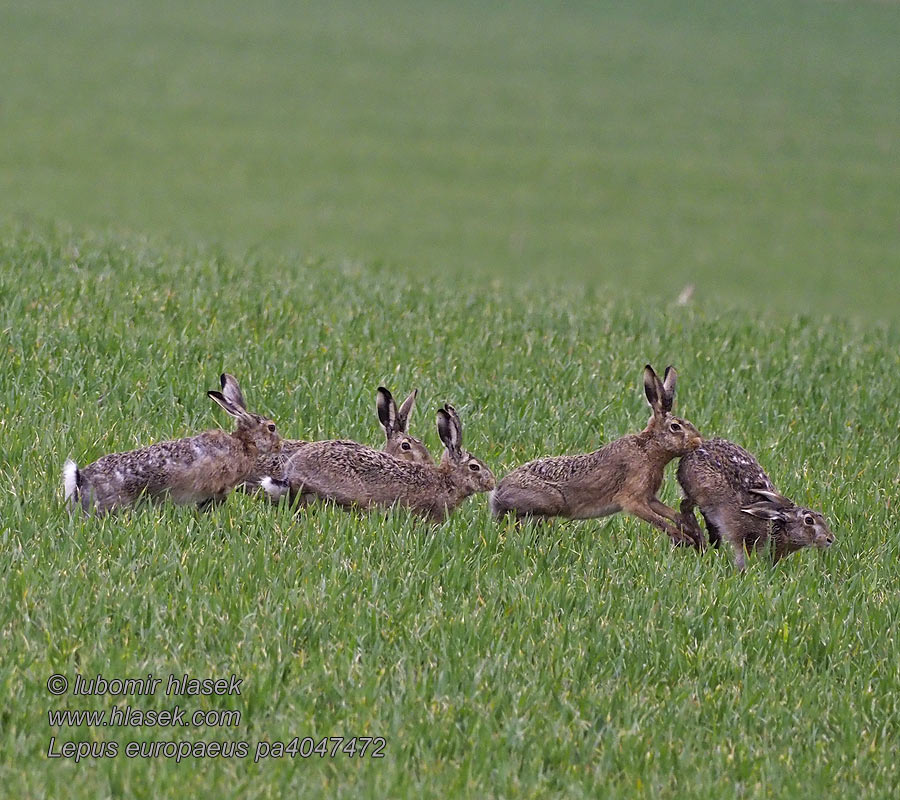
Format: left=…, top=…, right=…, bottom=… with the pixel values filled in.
left=2, top=0, right=899, bottom=317
left=1, top=0, right=899, bottom=798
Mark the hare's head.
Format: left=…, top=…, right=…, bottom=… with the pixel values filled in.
left=208, top=373, right=282, bottom=455
left=643, top=364, right=702, bottom=456
left=741, top=488, right=835, bottom=552
left=437, top=404, right=495, bottom=494
left=376, top=387, right=434, bottom=465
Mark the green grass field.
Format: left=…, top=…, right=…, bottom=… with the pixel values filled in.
left=2, top=0, right=900, bottom=797
left=2, top=228, right=899, bottom=798
left=1, top=0, right=898, bottom=317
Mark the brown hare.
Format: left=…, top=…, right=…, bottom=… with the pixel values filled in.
left=64, top=374, right=281, bottom=514
left=677, top=437, right=834, bottom=569
left=241, top=386, right=432, bottom=494
left=261, top=403, right=494, bottom=522
left=375, top=387, right=434, bottom=465
left=490, top=364, right=703, bottom=546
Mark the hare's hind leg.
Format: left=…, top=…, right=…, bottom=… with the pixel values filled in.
left=489, top=481, right=567, bottom=520
left=677, top=497, right=705, bottom=544
left=197, top=495, right=228, bottom=512
left=698, top=509, right=722, bottom=548
left=705, top=508, right=747, bottom=569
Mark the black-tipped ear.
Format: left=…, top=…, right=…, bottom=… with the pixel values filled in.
left=220, top=374, right=246, bottom=410
left=445, top=404, right=463, bottom=447
left=397, top=389, right=418, bottom=432
left=643, top=365, right=662, bottom=412
left=661, top=366, right=677, bottom=412
left=740, top=503, right=785, bottom=522
left=208, top=390, right=242, bottom=419
left=436, top=409, right=452, bottom=449
left=376, top=387, right=396, bottom=436
left=437, top=406, right=462, bottom=455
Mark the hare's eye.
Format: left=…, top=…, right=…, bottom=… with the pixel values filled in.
left=468, top=463, right=481, bottom=472
left=669, top=422, right=682, bottom=432
left=804, top=515, right=814, bottom=526
left=267, top=423, right=276, bottom=433
left=401, top=441, right=411, bottom=451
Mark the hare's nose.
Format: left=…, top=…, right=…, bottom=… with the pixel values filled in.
left=825, top=535, right=835, bottom=545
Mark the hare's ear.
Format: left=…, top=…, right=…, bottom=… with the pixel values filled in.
left=396, top=389, right=418, bottom=433
left=444, top=403, right=462, bottom=434
left=220, top=374, right=247, bottom=410
left=376, top=387, right=397, bottom=437
left=208, top=390, right=246, bottom=419
left=661, top=366, right=677, bottom=412
left=643, top=365, right=664, bottom=415
left=437, top=405, right=462, bottom=457
left=748, top=487, right=792, bottom=509
left=740, top=502, right=785, bottom=522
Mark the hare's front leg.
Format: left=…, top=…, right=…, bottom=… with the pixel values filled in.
left=623, top=498, right=696, bottom=547
left=197, top=494, right=227, bottom=512
left=647, top=496, right=704, bottom=549
left=677, top=497, right=706, bottom=546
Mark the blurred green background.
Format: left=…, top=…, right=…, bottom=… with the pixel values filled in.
left=1, top=0, right=898, bottom=317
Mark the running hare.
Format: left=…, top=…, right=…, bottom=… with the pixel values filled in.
left=64, top=374, right=281, bottom=514
left=241, top=385, right=432, bottom=493
left=261, top=403, right=493, bottom=521
left=490, top=365, right=703, bottom=546
left=677, top=437, right=834, bottom=569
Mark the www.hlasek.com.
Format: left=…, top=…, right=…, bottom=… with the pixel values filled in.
left=46, top=673, right=386, bottom=763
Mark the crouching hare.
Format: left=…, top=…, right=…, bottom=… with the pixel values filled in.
left=677, top=437, right=835, bottom=569
left=490, top=364, right=703, bottom=546
left=261, top=403, right=494, bottom=522
left=241, top=386, right=432, bottom=494
left=64, top=374, right=281, bottom=514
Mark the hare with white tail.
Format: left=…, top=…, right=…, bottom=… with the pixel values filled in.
left=241, top=386, right=432, bottom=494
left=490, top=364, right=703, bottom=546
left=261, top=403, right=494, bottom=522
left=64, top=374, right=281, bottom=514
left=677, top=437, right=834, bottom=570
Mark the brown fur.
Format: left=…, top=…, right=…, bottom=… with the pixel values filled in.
left=64, top=374, right=281, bottom=514
left=677, top=437, right=834, bottom=569
left=490, top=365, right=703, bottom=546
left=262, top=403, right=493, bottom=521
left=377, top=387, right=433, bottom=466
left=240, top=386, right=433, bottom=496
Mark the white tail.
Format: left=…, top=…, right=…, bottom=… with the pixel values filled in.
left=63, top=459, right=79, bottom=505
left=260, top=476, right=290, bottom=502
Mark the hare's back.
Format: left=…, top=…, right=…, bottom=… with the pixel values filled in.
left=678, top=437, right=775, bottom=503
left=285, top=440, right=434, bottom=507
left=284, top=441, right=438, bottom=507
left=289, top=440, right=424, bottom=483
left=84, top=432, right=245, bottom=500
left=511, top=451, right=601, bottom=484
